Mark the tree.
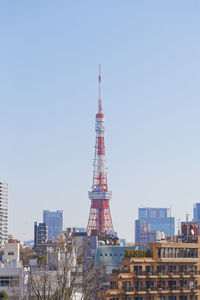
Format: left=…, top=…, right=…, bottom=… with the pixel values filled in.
left=20, top=245, right=36, bottom=266
left=25, top=233, right=106, bottom=300
left=0, top=290, right=8, bottom=299
left=81, top=263, right=107, bottom=300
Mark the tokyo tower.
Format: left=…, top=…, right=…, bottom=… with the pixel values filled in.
left=87, top=66, right=114, bottom=235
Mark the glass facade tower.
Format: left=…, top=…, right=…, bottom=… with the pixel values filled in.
left=43, top=210, right=63, bottom=241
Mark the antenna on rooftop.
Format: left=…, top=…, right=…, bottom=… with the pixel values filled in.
left=170, top=205, right=172, bottom=239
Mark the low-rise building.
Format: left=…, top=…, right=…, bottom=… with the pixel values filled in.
left=3, top=242, right=20, bottom=263
left=0, top=261, right=24, bottom=299
left=0, top=242, right=24, bottom=299
left=100, top=236, right=200, bottom=300
left=95, top=246, right=148, bottom=275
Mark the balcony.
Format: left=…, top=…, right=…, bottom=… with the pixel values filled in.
left=121, top=269, right=130, bottom=273
left=133, top=270, right=199, bottom=277
left=121, top=286, right=199, bottom=294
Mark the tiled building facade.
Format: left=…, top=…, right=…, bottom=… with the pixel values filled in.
left=99, top=237, right=200, bottom=300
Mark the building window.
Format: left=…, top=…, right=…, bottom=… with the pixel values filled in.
left=145, top=265, right=154, bottom=274
left=110, top=281, right=117, bottom=289
left=179, top=296, right=187, bottom=300
left=168, top=280, right=176, bottom=290
left=168, top=265, right=176, bottom=274
left=168, top=297, right=176, bottom=300
left=157, top=265, right=165, bottom=274
left=122, top=281, right=130, bottom=291
left=135, top=280, right=142, bottom=290
left=157, top=280, right=165, bottom=289
left=134, top=266, right=142, bottom=275
left=190, top=296, right=197, bottom=300
left=179, top=265, right=187, bottom=273
left=146, top=281, right=154, bottom=290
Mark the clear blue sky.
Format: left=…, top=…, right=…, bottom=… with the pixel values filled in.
left=0, top=1, right=200, bottom=241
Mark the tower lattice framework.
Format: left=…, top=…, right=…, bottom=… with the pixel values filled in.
left=87, top=66, right=114, bottom=235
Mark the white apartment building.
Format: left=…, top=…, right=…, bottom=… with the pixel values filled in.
left=3, top=243, right=20, bottom=263
left=0, top=243, right=24, bottom=299
left=0, top=181, right=8, bottom=245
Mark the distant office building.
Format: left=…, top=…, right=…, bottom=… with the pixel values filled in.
left=43, top=210, right=63, bottom=240
left=34, top=222, right=48, bottom=247
left=0, top=181, right=8, bottom=245
left=193, top=203, right=200, bottom=221
left=136, top=220, right=165, bottom=244
left=23, top=240, right=34, bottom=248
left=135, top=207, right=175, bottom=243
left=181, top=220, right=200, bottom=236
left=66, top=227, right=86, bottom=234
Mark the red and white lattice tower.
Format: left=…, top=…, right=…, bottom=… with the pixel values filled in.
left=87, top=66, right=114, bottom=235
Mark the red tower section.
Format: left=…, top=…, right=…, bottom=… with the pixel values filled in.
left=87, top=66, right=114, bottom=235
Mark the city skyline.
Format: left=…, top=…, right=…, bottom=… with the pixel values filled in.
left=0, top=1, right=200, bottom=241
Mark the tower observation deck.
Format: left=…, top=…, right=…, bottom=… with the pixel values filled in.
left=87, top=66, right=114, bottom=235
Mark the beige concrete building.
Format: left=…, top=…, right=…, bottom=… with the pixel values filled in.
left=3, top=242, right=20, bottom=263
left=100, top=236, right=200, bottom=300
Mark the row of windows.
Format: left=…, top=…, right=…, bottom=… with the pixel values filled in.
left=110, top=296, right=197, bottom=300
left=0, top=276, right=19, bottom=287
left=122, top=279, right=197, bottom=287
left=158, top=248, right=198, bottom=258
left=131, top=264, right=197, bottom=274
left=99, top=252, right=123, bottom=257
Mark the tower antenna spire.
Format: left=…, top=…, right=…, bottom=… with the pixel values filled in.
left=98, top=64, right=102, bottom=113
left=87, top=66, right=114, bottom=235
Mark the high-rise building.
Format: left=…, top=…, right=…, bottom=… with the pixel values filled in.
left=193, top=202, right=200, bottom=221
left=0, top=181, right=8, bottom=245
left=43, top=210, right=63, bottom=240
left=87, top=66, right=114, bottom=235
left=34, top=222, right=48, bottom=247
left=135, top=207, right=175, bottom=243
